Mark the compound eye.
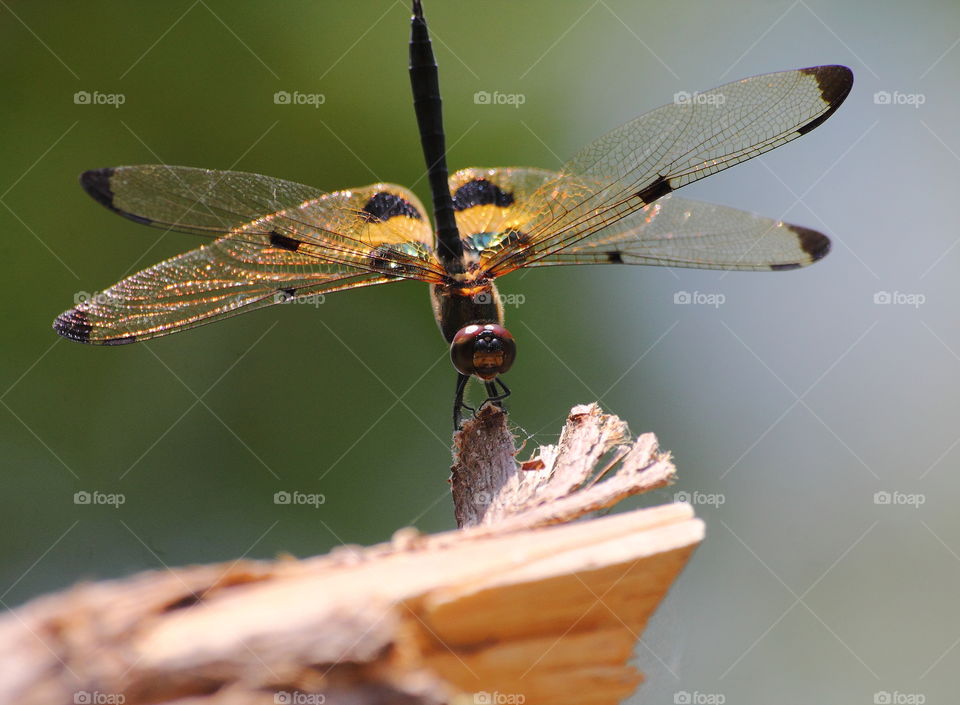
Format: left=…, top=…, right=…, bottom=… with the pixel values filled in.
left=450, top=324, right=516, bottom=380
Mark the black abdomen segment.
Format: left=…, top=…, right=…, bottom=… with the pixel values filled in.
left=409, top=1, right=464, bottom=274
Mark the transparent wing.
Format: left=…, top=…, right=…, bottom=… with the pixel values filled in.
left=54, top=167, right=443, bottom=344
left=526, top=193, right=830, bottom=271
left=480, top=65, right=852, bottom=276
left=79, top=165, right=442, bottom=279
left=53, top=241, right=396, bottom=345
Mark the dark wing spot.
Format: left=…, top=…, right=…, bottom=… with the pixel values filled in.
left=606, top=251, right=624, bottom=264
left=269, top=230, right=300, bottom=252
left=53, top=308, right=93, bottom=343
left=796, top=65, right=853, bottom=135
left=637, top=176, right=672, bottom=205
left=770, top=263, right=802, bottom=271
left=789, top=225, right=831, bottom=261
left=79, top=168, right=152, bottom=225
left=452, top=179, right=515, bottom=211
left=277, top=287, right=297, bottom=301
left=361, top=192, right=422, bottom=223
left=103, top=335, right=137, bottom=345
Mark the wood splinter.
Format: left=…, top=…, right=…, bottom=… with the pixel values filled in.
left=0, top=404, right=702, bottom=705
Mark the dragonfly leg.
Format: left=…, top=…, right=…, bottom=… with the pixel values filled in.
left=480, top=377, right=511, bottom=414
left=483, top=381, right=502, bottom=407
left=453, top=373, right=474, bottom=429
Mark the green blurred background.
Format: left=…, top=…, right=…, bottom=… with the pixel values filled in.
left=1, top=0, right=957, bottom=702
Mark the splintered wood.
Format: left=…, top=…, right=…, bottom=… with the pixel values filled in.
left=0, top=405, right=702, bottom=705
left=451, top=403, right=678, bottom=530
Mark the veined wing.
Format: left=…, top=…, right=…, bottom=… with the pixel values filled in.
left=78, top=165, right=442, bottom=279
left=449, top=167, right=828, bottom=271
left=448, top=167, right=556, bottom=263
left=53, top=243, right=396, bottom=345
left=480, top=66, right=852, bottom=276
left=526, top=192, right=830, bottom=271
left=54, top=167, right=442, bottom=344
left=449, top=167, right=557, bottom=237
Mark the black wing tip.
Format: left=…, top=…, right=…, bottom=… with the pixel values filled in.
left=80, top=168, right=117, bottom=211
left=801, top=65, right=854, bottom=104
left=53, top=306, right=137, bottom=345
left=796, top=65, right=854, bottom=136
left=769, top=225, right=830, bottom=271
left=80, top=167, right=153, bottom=225
left=792, top=224, right=831, bottom=261
left=53, top=307, right=93, bottom=343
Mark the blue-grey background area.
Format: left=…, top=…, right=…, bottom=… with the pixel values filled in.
left=0, top=1, right=956, bottom=702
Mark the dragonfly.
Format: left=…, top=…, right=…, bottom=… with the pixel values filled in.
left=54, top=1, right=853, bottom=428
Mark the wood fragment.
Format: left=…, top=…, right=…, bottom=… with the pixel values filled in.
left=0, top=405, right=701, bottom=705
left=451, top=403, right=676, bottom=531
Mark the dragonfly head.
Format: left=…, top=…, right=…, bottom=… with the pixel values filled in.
left=450, top=323, right=516, bottom=380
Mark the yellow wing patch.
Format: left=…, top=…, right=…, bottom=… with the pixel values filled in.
left=344, top=183, right=434, bottom=247
left=449, top=167, right=556, bottom=239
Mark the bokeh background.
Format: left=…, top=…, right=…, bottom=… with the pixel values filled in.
left=1, top=0, right=957, bottom=702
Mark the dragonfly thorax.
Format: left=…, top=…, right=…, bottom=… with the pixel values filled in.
left=430, top=280, right=504, bottom=343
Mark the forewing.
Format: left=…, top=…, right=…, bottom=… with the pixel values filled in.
left=55, top=168, right=442, bottom=344
left=481, top=66, right=852, bottom=275
left=526, top=193, right=830, bottom=271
